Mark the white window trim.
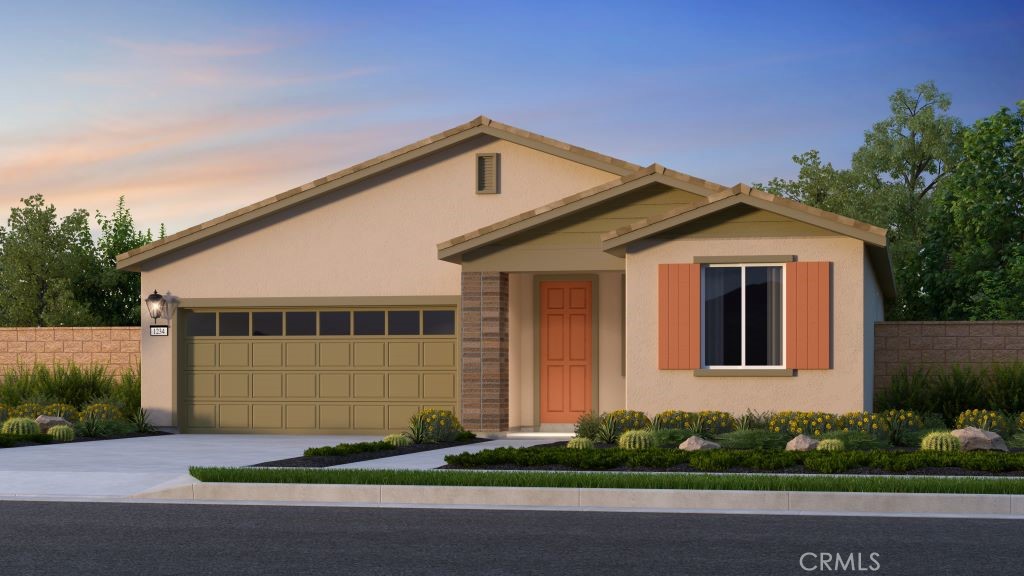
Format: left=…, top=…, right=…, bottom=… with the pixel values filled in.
left=700, top=263, right=786, bottom=369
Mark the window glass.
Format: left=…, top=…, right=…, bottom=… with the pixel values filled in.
left=353, top=311, right=385, bottom=335
left=286, top=311, right=316, bottom=336
left=388, top=311, right=420, bottom=335
left=252, top=312, right=283, bottom=336
left=423, top=310, right=456, bottom=335
left=186, top=312, right=216, bottom=337
left=745, top=266, right=783, bottom=366
left=218, top=312, right=249, bottom=336
left=703, top=267, right=742, bottom=366
left=319, top=311, right=350, bottom=336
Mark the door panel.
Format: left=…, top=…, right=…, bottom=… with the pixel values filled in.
left=540, top=281, right=593, bottom=423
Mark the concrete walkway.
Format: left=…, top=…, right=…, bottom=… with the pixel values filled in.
left=330, top=438, right=555, bottom=470
left=0, top=434, right=377, bottom=499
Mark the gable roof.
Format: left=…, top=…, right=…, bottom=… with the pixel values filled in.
left=437, top=163, right=731, bottom=262
left=116, top=116, right=642, bottom=271
left=600, top=183, right=896, bottom=297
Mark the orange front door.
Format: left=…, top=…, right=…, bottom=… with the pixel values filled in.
left=540, top=281, right=593, bottom=423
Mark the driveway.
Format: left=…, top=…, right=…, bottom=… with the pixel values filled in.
left=0, top=434, right=378, bottom=499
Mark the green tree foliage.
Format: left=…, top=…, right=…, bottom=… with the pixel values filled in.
left=757, top=82, right=964, bottom=319
left=919, top=102, right=1024, bottom=319
left=0, top=195, right=154, bottom=326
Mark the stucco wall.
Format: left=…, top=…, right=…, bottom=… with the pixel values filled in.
left=508, top=271, right=625, bottom=429
left=625, top=236, right=869, bottom=415
left=862, top=249, right=886, bottom=408
left=0, top=327, right=139, bottom=374
left=139, top=135, right=620, bottom=426
left=874, top=321, right=1024, bottom=391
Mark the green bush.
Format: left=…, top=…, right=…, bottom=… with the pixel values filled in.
left=47, top=424, right=75, bottom=442
left=406, top=409, right=463, bottom=443
left=817, top=438, right=844, bottom=452
left=0, top=403, right=8, bottom=422
left=80, top=403, right=122, bottom=422
left=734, top=410, right=773, bottom=431
left=617, top=429, right=654, bottom=450
left=985, top=364, right=1024, bottom=414
left=956, top=409, right=1011, bottom=434
left=574, top=412, right=602, bottom=440
left=2, top=417, right=41, bottom=435
left=74, top=417, right=133, bottom=438
left=651, top=428, right=688, bottom=448
left=716, top=429, right=789, bottom=450
left=653, top=410, right=734, bottom=435
left=42, top=403, right=79, bottom=421
left=875, top=365, right=1024, bottom=426
left=594, top=413, right=619, bottom=444
left=383, top=433, right=412, bottom=447
left=305, top=441, right=393, bottom=457
left=0, top=433, right=52, bottom=447
left=11, top=403, right=44, bottom=419
left=921, top=431, right=960, bottom=452
left=606, top=410, right=650, bottom=432
left=0, top=364, right=140, bottom=412
left=566, top=437, right=595, bottom=450
left=820, top=430, right=888, bottom=451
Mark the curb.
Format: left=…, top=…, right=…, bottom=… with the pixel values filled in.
left=131, top=482, right=1024, bottom=517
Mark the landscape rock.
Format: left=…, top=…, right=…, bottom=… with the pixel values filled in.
left=35, top=415, right=72, bottom=433
left=786, top=434, right=819, bottom=452
left=951, top=427, right=1008, bottom=452
left=678, top=436, right=721, bottom=451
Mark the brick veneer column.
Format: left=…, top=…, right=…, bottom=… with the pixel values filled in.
left=460, top=271, right=509, bottom=432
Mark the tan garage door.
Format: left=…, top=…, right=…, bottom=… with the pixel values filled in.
left=180, top=306, right=458, bottom=433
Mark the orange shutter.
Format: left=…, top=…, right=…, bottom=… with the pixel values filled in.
left=658, top=263, right=701, bottom=369
left=785, top=261, right=831, bottom=370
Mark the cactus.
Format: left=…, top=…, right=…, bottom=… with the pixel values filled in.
left=817, top=438, right=844, bottom=452
left=617, top=429, right=654, bottom=450
left=11, top=403, right=44, bottom=419
left=920, top=431, right=961, bottom=452
left=81, top=403, right=121, bottom=422
left=1, top=417, right=41, bottom=436
left=47, top=425, right=75, bottom=442
left=566, top=437, right=595, bottom=450
left=42, top=403, right=79, bottom=422
left=383, top=433, right=412, bottom=447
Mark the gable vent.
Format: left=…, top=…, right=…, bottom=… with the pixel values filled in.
left=476, top=153, right=499, bottom=194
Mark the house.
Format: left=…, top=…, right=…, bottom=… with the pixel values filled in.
left=117, top=117, right=893, bottom=434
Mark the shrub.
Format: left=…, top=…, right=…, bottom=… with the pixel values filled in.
left=617, top=429, right=654, bottom=450
left=817, top=438, right=844, bottom=452
left=566, top=437, right=595, bottom=450
left=876, top=366, right=990, bottom=426
left=406, top=409, right=463, bottom=443
left=820, top=430, right=888, bottom=451
left=651, top=428, right=688, bottom=449
left=0, top=403, right=8, bottom=422
left=81, top=403, right=123, bottom=422
left=734, top=410, right=773, bottom=431
left=839, top=411, right=885, bottom=434
left=716, top=429, right=789, bottom=450
left=42, top=403, right=79, bottom=422
left=877, top=409, right=925, bottom=446
left=921, top=431, right=960, bottom=452
left=985, top=364, right=1024, bottom=414
left=594, top=413, right=619, bottom=444
left=770, top=411, right=843, bottom=437
left=956, top=409, right=1011, bottom=434
left=74, top=417, right=133, bottom=438
left=383, top=433, right=412, bottom=447
left=606, top=410, right=650, bottom=432
left=305, top=441, right=393, bottom=457
left=127, top=408, right=155, bottom=433
left=1019, top=412, right=1024, bottom=432
left=11, top=403, right=44, bottom=419
left=1, top=417, right=41, bottom=435
left=0, top=363, right=137, bottom=411
left=47, top=425, right=75, bottom=442
left=653, top=410, right=733, bottom=436
left=574, top=412, right=602, bottom=440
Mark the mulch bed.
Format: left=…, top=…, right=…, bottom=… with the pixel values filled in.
left=0, top=430, right=171, bottom=449
left=252, top=438, right=491, bottom=468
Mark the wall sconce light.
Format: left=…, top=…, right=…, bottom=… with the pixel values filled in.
left=145, top=290, right=177, bottom=336
left=145, top=290, right=166, bottom=322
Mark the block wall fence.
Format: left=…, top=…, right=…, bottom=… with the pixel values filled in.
left=874, top=321, right=1024, bottom=390
left=0, top=327, right=140, bottom=375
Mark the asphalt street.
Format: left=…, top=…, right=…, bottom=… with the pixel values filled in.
left=0, top=501, right=1020, bottom=575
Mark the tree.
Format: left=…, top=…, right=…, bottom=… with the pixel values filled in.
left=94, top=197, right=154, bottom=325
left=920, top=102, right=1024, bottom=319
left=756, top=82, right=963, bottom=319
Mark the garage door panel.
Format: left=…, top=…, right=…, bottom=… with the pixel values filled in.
left=181, top=304, right=457, bottom=434
left=219, top=342, right=250, bottom=367
left=219, top=373, right=249, bottom=398
left=252, top=342, right=282, bottom=367
left=319, top=405, right=351, bottom=429
left=253, top=404, right=283, bottom=429
left=252, top=373, right=283, bottom=398
left=286, top=342, right=317, bottom=367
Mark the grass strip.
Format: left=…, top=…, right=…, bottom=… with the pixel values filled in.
left=189, top=467, right=1024, bottom=495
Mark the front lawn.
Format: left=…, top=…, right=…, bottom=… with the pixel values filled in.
left=188, top=466, right=1024, bottom=495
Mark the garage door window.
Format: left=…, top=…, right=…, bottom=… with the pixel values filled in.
left=319, top=311, right=350, bottom=335
left=423, top=310, right=456, bottom=335
left=354, top=311, right=385, bottom=335
left=187, top=313, right=216, bottom=337
left=219, top=312, right=249, bottom=336
left=286, top=311, right=316, bottom=336
left=388, top=311, right=420, bottom=335
left=252, top=312, right=283, bottom=336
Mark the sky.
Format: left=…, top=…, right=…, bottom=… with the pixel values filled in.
left=0, top=0, right=1021, bottom=236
